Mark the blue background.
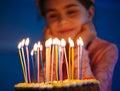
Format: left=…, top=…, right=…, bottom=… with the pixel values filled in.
left=0, top=0, right=120, bottom=91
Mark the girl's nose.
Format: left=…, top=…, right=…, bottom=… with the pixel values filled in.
left=58, top=14, right=68, bottom=25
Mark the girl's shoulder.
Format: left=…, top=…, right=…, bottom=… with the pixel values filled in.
left=88, top=37, right=118, bottom=63
left=88, top=37, right=118, bottom=53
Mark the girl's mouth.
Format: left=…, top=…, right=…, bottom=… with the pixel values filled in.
left=59, top=28, right=73, bottom=34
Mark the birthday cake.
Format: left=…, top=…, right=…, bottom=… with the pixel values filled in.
left=14, top=79, right=100, bottom=91
left=15, top=38, right=100, bottom=91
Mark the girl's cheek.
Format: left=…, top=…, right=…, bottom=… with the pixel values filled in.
left=79, top=10, right=89, bottom=24
left=80, top=16, right=88, bottom=25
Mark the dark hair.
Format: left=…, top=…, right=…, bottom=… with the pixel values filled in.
left=37, top=0, right=94, bottom=17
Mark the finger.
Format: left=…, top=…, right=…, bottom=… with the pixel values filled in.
left=73, top=23, right=88, bottom=47
left=73, top=22, right=91, bottom=45
left=75, top=22, right=96, bottom=48
left=82, top=21, right=96, bottom=34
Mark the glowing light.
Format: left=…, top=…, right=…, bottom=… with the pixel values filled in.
left=25, top=38, right=30, bottom=46
left=18, top=42, right=22, bottom=49
left=79, top=37, right=84, bottom=46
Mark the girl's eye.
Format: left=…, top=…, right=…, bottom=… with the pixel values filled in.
left=49, top=14, right=57, bottom=18
left=47, top=13, right=58, bottom=19
left=67, top=10, right=76, bottom=14
left=67, top=9, right=79, bottom=17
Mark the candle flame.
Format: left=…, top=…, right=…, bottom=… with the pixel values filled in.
left=37, top=41, right=41, bottom=48
left=61, top=39, right=66, bottom=47
left=45, top=38, right=52, bottom=47
left=53, top=38, right=59, bottom=45
left=68, top=37, right=74, bottom=47
left=53, top=38, right=56, bottom=45
left=70, top=40, right=74, bottom=47
left=31, top=49, right=34, bottom=56
left=33, top=43, right=38, bottom=51
left=68, top=37, right=71, bottom=44
left=40, top=45, right=43, bottom=51
left=48, top=38, right=52, bottom=45
left=25, top=38, right=30, bottom=46
left=57, top=39, right=60, bottom=46
left=79, top=37, right=84, bottom=46
left=18, top=42, right=22, bottom=49
left=21, top=39, right=25, bottom=47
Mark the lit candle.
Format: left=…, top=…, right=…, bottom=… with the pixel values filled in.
left=40, top=44, right=45, bottom=83
left=68, top=38, right=71, bottom=79
left=60, top=39, right=65, bottom=82
left=54, top=38, right=59, bottom=81
left=77, top=39, right=80, bottom=79
left=30, top=49, right=35, bottom=82
left=61, top=39, right=69, bottom=80
left=69, top=38, right=74, bottom=80
left=18, top=42, right=27, bottom=82
left=21, top=39, right=28, bottom=83
left=45, top=39, right=51, bottom=83
left=58, top=46, right=63, bottom=82
left=57, top=39, right=61, bottom=80
left=37, top=41, right=41, bottom=83
left=33, top=43, right=38, bottom=82
left=79, top=37, right=84, bottom=80
left=59, top=45, right=63, bottom=82
left=25, top=38, right=31, bottom=83
left=51, top=39, right=54, bottom=83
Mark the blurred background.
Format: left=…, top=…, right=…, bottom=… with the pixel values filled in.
left=0, top=0, right=120, bottom=91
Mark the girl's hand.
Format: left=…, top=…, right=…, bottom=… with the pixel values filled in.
left=74, top=22, right=97, bottom=48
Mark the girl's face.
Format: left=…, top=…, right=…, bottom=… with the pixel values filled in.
left=44, top=0, right=91, bottom=41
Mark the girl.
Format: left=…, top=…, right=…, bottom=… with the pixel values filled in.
left=36, top=0, right=118, bottom=91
